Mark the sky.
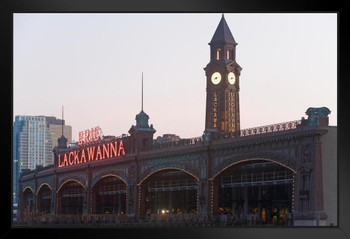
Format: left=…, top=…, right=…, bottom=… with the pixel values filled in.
left=13, top=13, right=337, bottom=141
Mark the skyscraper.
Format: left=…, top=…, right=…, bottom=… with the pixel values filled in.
left=44, top=116, right=72, bottom=148
left=12, top=115, right=72, bottom=203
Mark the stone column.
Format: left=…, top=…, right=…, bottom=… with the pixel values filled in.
left=198, top=179, right=208, bottom=214
left=55, top=193, right=61, bottom=214
left=127, top=183, right=137, bottom=217
left=91, top=190, right=97, bottom=214
left=17, top=187, right=25, bottom=222
left=293, top=139, right=302, bottom=219
left=83, top=188, right=89, bottom=215
left=32, top=194, right=37, bottom=214
left=312, top=136, right=324, bottom=212
left=212, top=179, right=220, bottom=214
left=84, top=167, right=92, bottom=215
left=307, top=135, right=328, bottom=223
left=208, top=180, right=214, bottom=214
left=50, top=190, right=56, bottom=214
left=137, top=184, right=147, bottom=218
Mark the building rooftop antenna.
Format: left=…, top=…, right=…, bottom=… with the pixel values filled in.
left=61, top=105, right=64, bottom=136
left=142, top=72, right=144, bottom=111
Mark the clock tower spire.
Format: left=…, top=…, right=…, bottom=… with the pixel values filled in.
left=204, top=15, right=242, bottom=137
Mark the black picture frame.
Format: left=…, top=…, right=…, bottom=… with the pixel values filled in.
left=3, top=0, right=349, bottom=239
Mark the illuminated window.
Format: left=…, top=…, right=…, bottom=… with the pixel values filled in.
left=227, top=50, right=230, bottom=60
left=216, top=48, right=221, bottom=60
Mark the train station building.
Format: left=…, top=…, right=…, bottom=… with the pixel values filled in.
left=18, top=15, right=337, bottom=226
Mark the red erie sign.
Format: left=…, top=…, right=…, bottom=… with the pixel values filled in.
left=58, top=139, right=125, bottom=168
left=78, top=126, right=102, bottom=145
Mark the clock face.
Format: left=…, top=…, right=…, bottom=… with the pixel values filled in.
left=228, top=72, right=236, bottom=85
left=211, top=72, right=222, bottom=85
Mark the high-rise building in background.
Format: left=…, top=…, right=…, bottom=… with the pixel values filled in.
left=44, top=116, right=72, bottom=148
left=12, top=115, right=72, bottom=203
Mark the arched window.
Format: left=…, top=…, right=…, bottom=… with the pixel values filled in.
left=216, top=48, right=221, bottom=60
left=226, top=48, right=233, bottom=60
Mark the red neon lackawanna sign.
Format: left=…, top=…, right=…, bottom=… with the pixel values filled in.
left=57, top=138, right=125, bottom=168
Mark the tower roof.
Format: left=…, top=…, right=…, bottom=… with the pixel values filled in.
left=128, top=110, right=156, bottom=134
left=136, top=110, right=150, bottom=128
left=57, top=134, right=68, bottom=149
left=210, top=15, right=236, bottom=45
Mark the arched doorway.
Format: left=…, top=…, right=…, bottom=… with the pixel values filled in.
left=140, top=169, right=198, bottom=216
left=36, top=184, right=52, bottom=214
left=215, top=159, right=294, bottom=225
left=57, top=180, right=84, bottom=214
left=23, top=187, right=34, bottom=213
left=91, top=175, right=127, bottom=215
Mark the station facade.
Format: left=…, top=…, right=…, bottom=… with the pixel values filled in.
left=18, top=15, right=337, bottom=226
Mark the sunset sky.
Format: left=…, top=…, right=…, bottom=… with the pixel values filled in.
left=13, top=13, right=337, bottom=141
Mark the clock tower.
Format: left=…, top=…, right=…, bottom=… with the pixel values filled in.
left=204, top=15, right=242, bottom=137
